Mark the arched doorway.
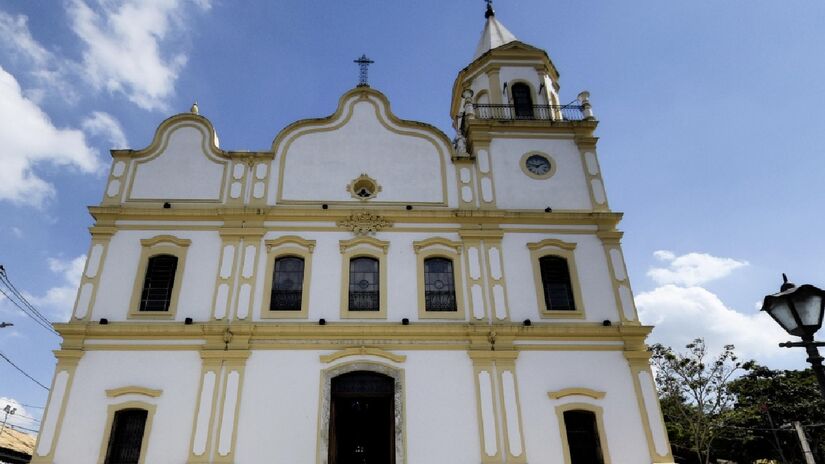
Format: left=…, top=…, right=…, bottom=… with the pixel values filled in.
left=328, top=371, right=395, bottom=464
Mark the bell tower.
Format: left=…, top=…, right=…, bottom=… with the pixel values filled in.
left=450, top=2, right=603, bottom=213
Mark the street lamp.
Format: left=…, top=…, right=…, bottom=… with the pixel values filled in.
left=761, top=274, right=825, bottom=399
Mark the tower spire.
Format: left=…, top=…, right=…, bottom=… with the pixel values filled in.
left=484, top=0, right=495, bottom=18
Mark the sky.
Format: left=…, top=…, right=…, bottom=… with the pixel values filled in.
left=1, top=0, right=824, bottom=434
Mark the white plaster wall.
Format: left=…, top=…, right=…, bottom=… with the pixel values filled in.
left=516, top=351, right=651, bottom=464
left=252, top=231, right=468, bottom=323
left=489, top=137, right=593, bottom=211
left=235, top=350, right=479, bottom=464
left=93, top=230, right=221, bottom=321
left=502, top=233, right=620, bottom=322
left=279, top=97, right=453, bottom=205
left=53, top=351, right=201, bottom=464
left=129, top=125, right=227, bottom=201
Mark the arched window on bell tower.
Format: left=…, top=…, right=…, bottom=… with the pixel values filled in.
left=511, top=83, right=534, bottom=119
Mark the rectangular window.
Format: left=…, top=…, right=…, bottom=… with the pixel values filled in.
left=349, top=257, right=379, bottom=311
left=139, top=255, right=178, bottom=312
left=424, top=257, right=457, bottom=311
left=540, top=256, right=575, bottom=311
left=563, top=410, right=605, bottom=464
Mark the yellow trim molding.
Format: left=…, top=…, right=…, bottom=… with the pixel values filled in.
left=339, top=237, right=389, bottom=319
left=97, top=401, right=157, bottom=464
left=128, top=235, right=190, bottom=320
left=547, top=388, right=606, bottom=400
left=261, top=236, right=316, bottom=319
left=105, top=386, right=163, bottom=398
left=413, top=238, right=466, bottom=320
left=555, top=402, right=612, bottom=464
left=527, top=239, right=586, bottom=319
left=319, top=346, right=406, bottom=364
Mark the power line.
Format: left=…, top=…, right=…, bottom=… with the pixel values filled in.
left=0, top=286, right=58, bottom=335
left=0, top=266, right=58, bottom=335
left=0, top=351, right=49, bottom=391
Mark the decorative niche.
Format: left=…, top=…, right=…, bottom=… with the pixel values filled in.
left=347, top=173, right=381, bottom=201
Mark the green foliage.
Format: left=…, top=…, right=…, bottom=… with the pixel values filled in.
left=717, top=365, right=825, bottom=463
left=650, top=339, right=753, bottom=464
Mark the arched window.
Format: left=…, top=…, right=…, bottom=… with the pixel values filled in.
left=539, top=255, right=575, bottom=311
left=270, top=256, right=305, bottom=311
left=349, top=257, right=379, bottom=311
left=423, top=257, right=456, bottom=311
left=104, top=408, right=148, bottom=464
left=139, top=255, right=178, bottom=312
left=511, top=83, right=534, bottom=119
left=563, top=410, right=605, bottom=464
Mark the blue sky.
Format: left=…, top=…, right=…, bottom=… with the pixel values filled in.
left=1, top=0, right=824, bottom=431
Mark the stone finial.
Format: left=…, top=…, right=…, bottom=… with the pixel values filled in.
left=190, top=101, right=199, bottom=114
left=578, top=91, right=595, bottom=120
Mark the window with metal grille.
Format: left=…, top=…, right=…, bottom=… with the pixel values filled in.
left=104, top=408, right=148, bottom=464
left=563, top=410, right=605, bottom=464
left=349, top=257, right=379, bottom=311
left=539, top=256, right=576, bottom=311
left=424, top=257, right=457, bottom=311
left=270, top=256, right=304, bottom=311
left=139, top=254, right=178, bottom=312
left=511, top=83, right=534, bottom=119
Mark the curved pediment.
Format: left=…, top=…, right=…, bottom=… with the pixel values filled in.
left=272, top=87, right=454, bottom=206
left=118, top=113, right=231, bottom=202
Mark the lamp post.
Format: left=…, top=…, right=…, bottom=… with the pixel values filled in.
left=760, top=274, right=825, bottom=400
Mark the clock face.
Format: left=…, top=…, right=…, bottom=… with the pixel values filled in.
left=525, top=154, right=551, bottom=175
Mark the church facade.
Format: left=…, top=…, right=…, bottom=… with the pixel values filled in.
left=32, top=6, right=675, bottom=464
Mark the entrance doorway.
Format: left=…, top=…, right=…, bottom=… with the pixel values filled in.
left=328, top=371, right=395, bottom=464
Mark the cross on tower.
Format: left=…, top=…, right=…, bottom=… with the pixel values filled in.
left=484, top=0, right=495, bottom=18
left=353, top=54, right=374, bottom=87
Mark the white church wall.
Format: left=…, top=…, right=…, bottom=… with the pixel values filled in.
left=93, top=230, right=221, bottom=321
left=517, top=350, right=651, bottom=464
left=128, top=124, right=227, bottom=201
left=502, top=233, right=619, bottom=322
left=489, top=137, right=593, bottom=211
left=53, top=351, right=201, bottom=464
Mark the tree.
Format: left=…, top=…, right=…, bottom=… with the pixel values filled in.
left=650, top=339, right=753, bottom=464
left=719, top=365, right=825, bottom=463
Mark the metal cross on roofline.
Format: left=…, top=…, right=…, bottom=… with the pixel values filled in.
left=354, top=54, right=374, bottom=87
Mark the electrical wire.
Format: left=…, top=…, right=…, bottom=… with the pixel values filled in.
left=0, top=351, right=49, bottom=390
left=0, top=266, right=58, bottom=335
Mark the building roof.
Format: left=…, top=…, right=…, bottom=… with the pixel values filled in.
left=0, top=426, right=35, bottom=459
left=472, top=6, right=518, bottom=60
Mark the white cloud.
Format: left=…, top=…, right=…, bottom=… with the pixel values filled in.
left=647, top=250, right=748, bottom=286
left=637, top=284, right=799, bottom=368
left=67, top=0, right=210, bottom=111
left=0, top=11, right=79, bottom=103
left=82, top=111, right=128, bottom=148
left=26, top=255, right=86, bottom=322
left=10, top=227, right=23, bottom=238
left=0, top=66, right=100, bottom=207
left=0, top=397, right=37, bottom=429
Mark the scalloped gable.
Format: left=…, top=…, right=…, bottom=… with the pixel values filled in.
left=123, top=113, right=230, bottom=202
left=272, top=87, right=455, bottom=206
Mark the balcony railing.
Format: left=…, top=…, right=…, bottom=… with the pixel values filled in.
left=472, top=104, right=586, bottom=122
left=270, top=290, right=302, bottom=311
left=349, top=291, right=380, bottom=311
left=425, top=291, right=457, bottom=311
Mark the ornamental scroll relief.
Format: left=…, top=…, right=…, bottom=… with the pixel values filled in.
left=336, top=211, right=393, bottom=236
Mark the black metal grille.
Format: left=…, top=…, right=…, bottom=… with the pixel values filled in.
left=424, top=258, right=457, bottom=311
left=349, top=257, right=379, bottom=311
left=270, top=257, right=304, bottom=311
left=104, top=408, right=148, bottom=464
left=564, top=410, right=605, bottom=464
left=539, top=256, right=576, bottom=311
left=139, top=254, right=177, bottom=312
left=473, top=104, right=586, bottom=121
